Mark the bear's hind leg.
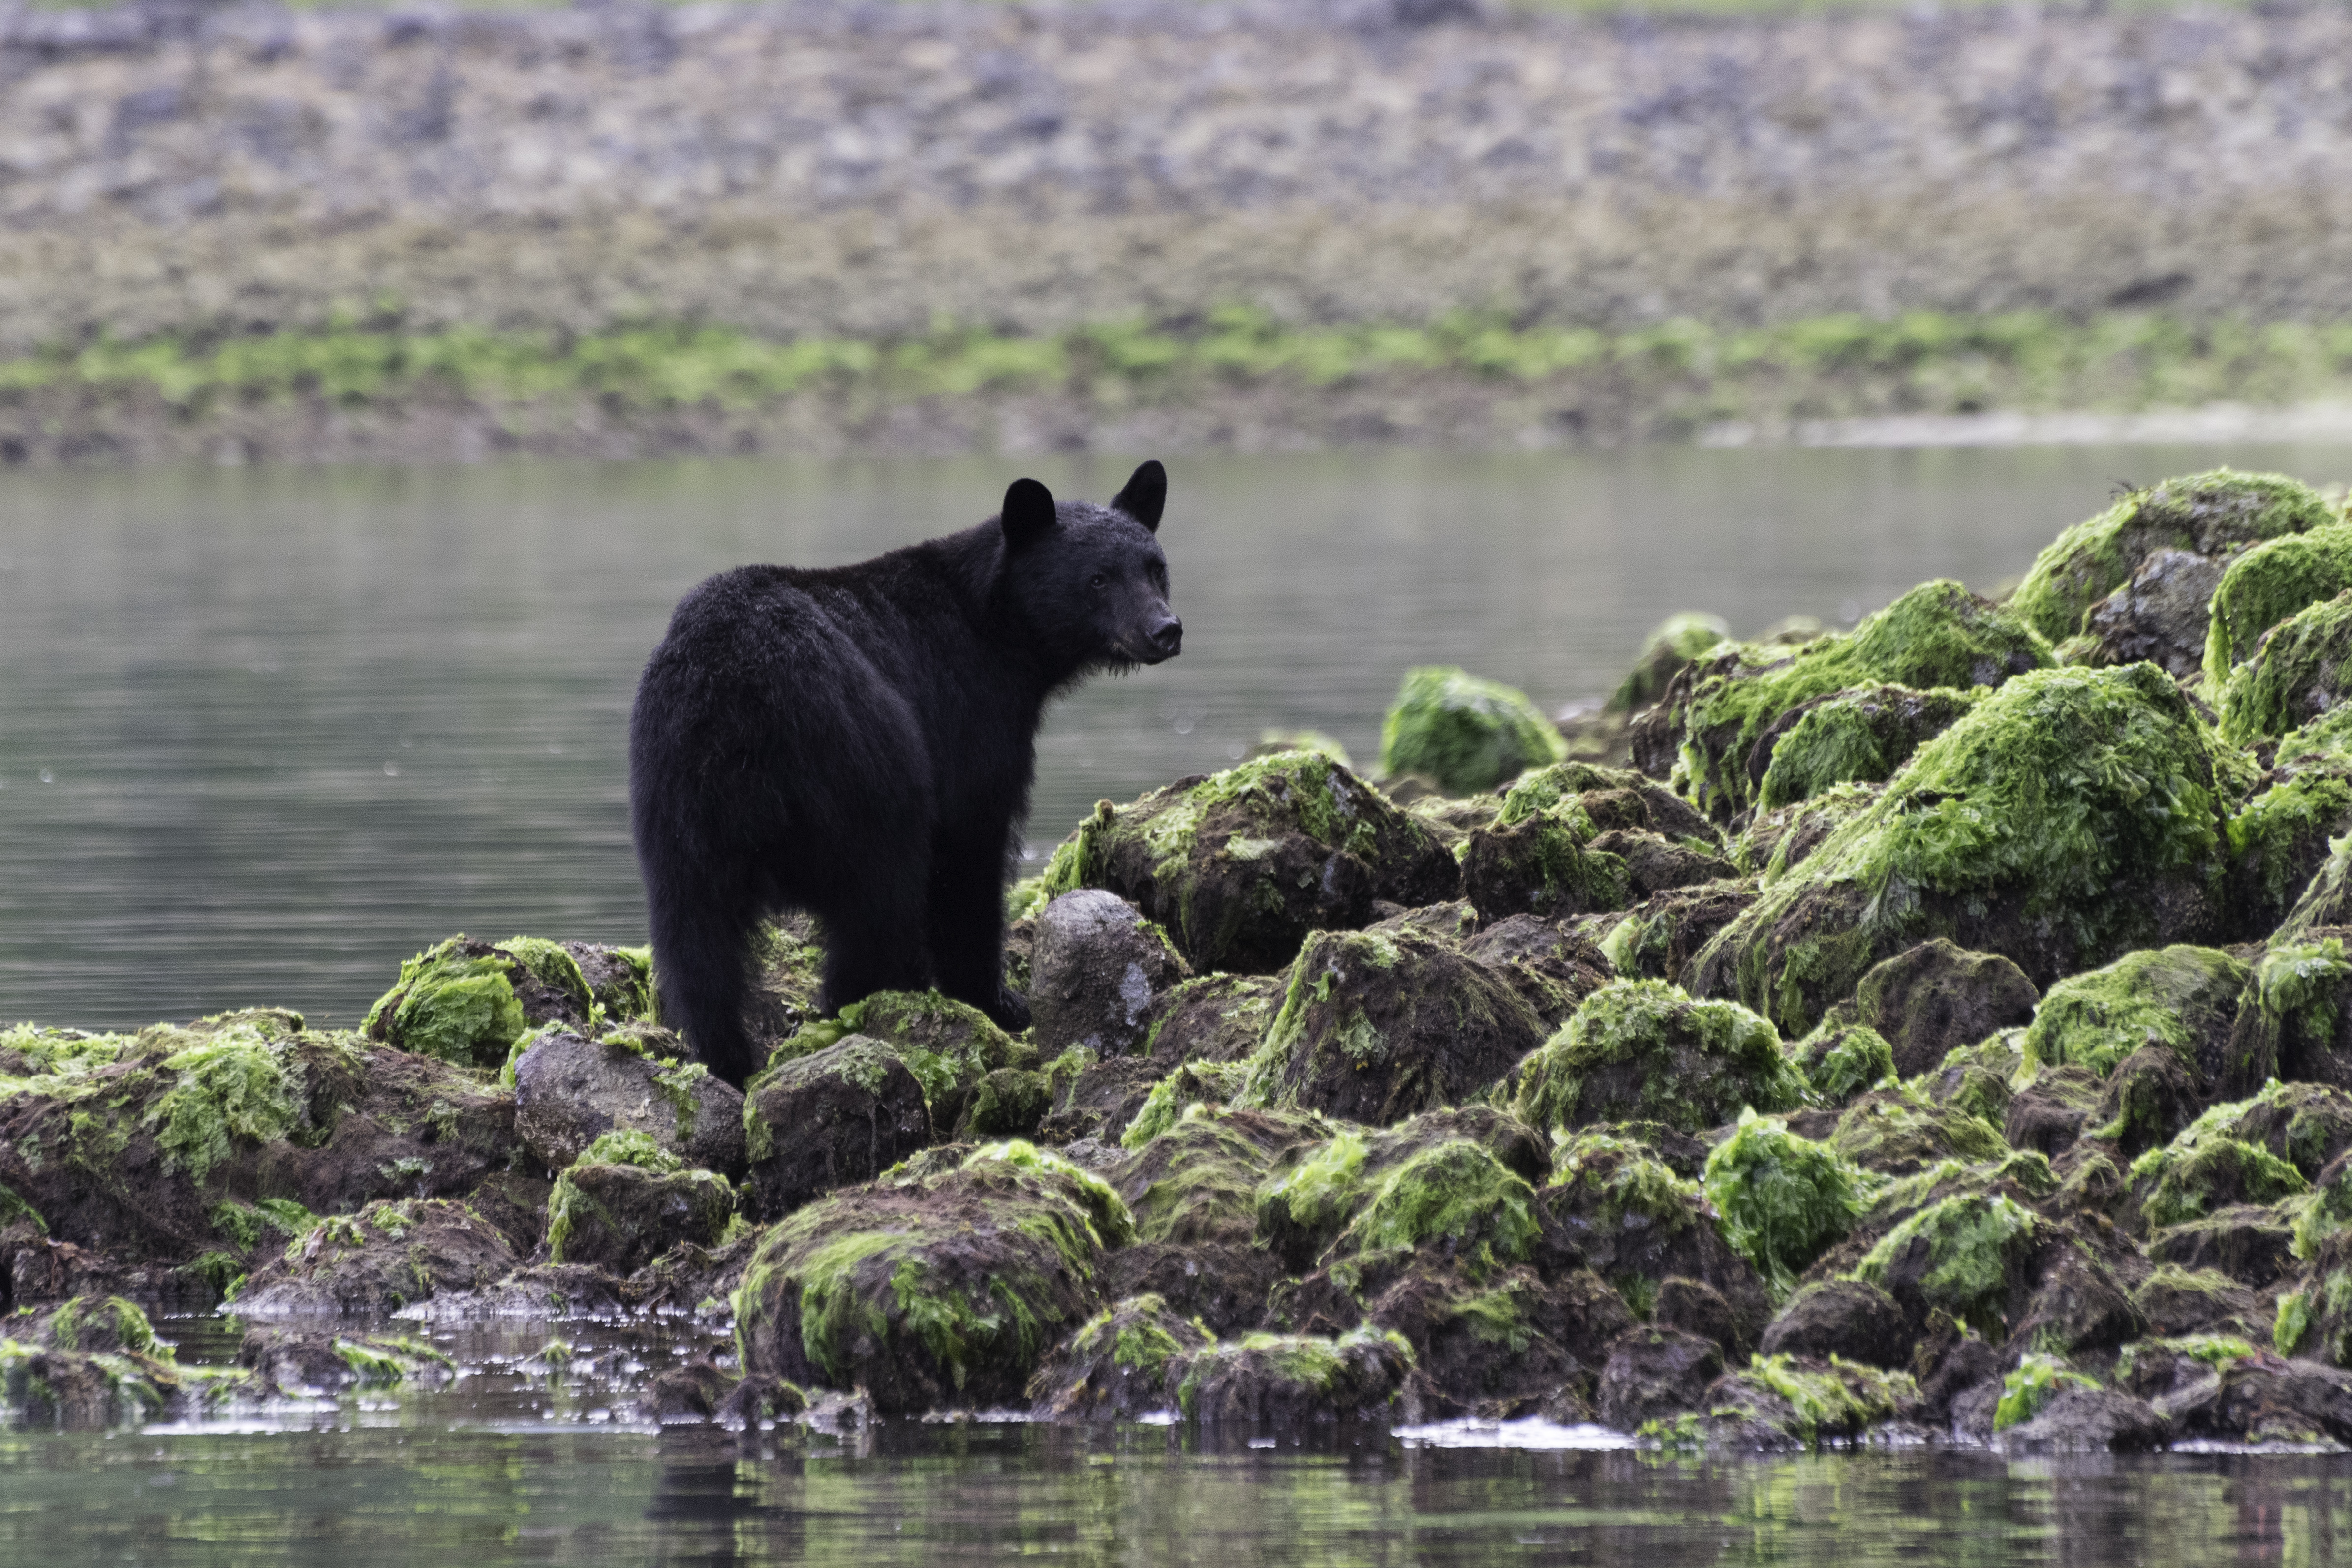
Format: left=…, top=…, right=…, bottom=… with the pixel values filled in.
left=648, top=876, right=764, bottom=1090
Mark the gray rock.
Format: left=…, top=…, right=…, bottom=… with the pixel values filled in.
left=1029, top=891, right=1190, bottom=1057
left=2000, top=1387, right=2172, bottom=1454
left=1757, top=1279, right=1910, bottom=1368
left=513, top=1030, right=746, bottom=1177
left=741, top=1037, right=932, bottom=1221
left=1595, top=1326, right=1723, bottom=1431
left=2080, top=549, right=2228, bottom=679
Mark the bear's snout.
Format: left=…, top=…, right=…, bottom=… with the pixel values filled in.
left=1143, top=613, right=1183, bottom=662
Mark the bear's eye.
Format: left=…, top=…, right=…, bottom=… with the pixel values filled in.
left=1088, top=573, right=1108, bottom=592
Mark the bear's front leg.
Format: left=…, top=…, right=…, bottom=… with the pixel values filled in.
left=927, top=821, right=1028, bottom=1031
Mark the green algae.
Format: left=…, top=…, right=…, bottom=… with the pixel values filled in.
left=1378, top=666, right=1568, bottom=795
left=2012, top=468, right=2333, bottom=644
left=1513, top=979, right=1803, bottom=1135
left=2220, top=590, right=2352, bottom=745
left=1673, top=580, right=2051, bottom=818
left=576, top=1129, right=684, bottom=1174
left=45, top=1297, right=156, bottom=1356
left=2023, top=945, right=2251, bottom=1080
left=1610, top=613, right=1731, bottom=715
left=1738, top=1353, right=1916, bottom=1445
left=1755, top=684, right=1986, bottom=812
left=1119, top=1062, right=1248, bottom=1150
left=364, top=937, right=527, bottom=1069
left=1255, top=1128, right=1372, bottom=1248
left=2205, top=522, right=2352, bottom=685
left=2133, top=1134, right=2308, bottom=1230
left=962, top=1140, right=1138, bottom=1252
left=1854, top=1191, right=2037, bottom=1337
left=146, top=1020, right=302, bottom=1183
left=1172, top=1324, right=1413, bottom=1422
left=1793, top=1021, right=1896, bottom=1105
left=1993, top=1352, right=2101, bottom=1431
left=1326, top=1138, right=1541, bottom=1278
left=1703, top=1109, right=1864, bottom=1297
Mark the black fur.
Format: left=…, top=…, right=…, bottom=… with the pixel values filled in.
left=628, top=461, right=1180, bottom=1088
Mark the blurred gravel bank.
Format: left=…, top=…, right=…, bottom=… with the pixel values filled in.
left=6, top=0, right=2352, bottom=356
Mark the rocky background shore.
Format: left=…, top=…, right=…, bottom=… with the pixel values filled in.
left=9, top=0, right=2352, bottom=460
left=26, top=467, right=2352, bottom=1451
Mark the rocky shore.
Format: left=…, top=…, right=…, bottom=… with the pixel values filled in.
left=30, top=466, right=2352, bottom=1449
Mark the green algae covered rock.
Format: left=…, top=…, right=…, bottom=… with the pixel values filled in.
left=2012, top=468, right=2333, bottom=644
left=2130, top=1113, right=2308, bottom=1231
left=1114, top=1106, right=1330, bottom=1248
left=2205, top=522, right=2352, bottom=685
left=1540, top=1128, right=1770, bottom=1341
left=233, top=1198, right=517, bottom=1317
left=763, top=989, right=1030, bottom=1134
left=547, top=1132, right=734, bottom=1273
left=1249, top=1107, right=1549, bottom=1274
left=1026, top=1293, right=1216, bottom=1420
left=1667, top=581, right=2051, bottom=820
left=2225, top=935, right=2352, bottom=1096
left=1512, top=980, right=1804, bottom=1136
left=1699, top=1353, right=1917, bottom=1450
left=0, top=1010, right=517, bottom=1276
left=1460, top=760, right=1726, bottom=925
left=2227, top=758, right=2352, bottom=941
left=1378, top=666, right=1566, bottom=795
left=1235, top=925, right=1547, bottom=1126
left=1830, top=1084, right=2011, bottom=1176
left=365, top=935, right=598, bottom=1069
left=1597, top=880, right=1758, bottom=990
left=1702, top=1109, right=1865, bottom=1297
left=1754, top=684, right=1986, bottom=812
left=2219, top=589, right=2352, bottom=745
left=2023, top=945, right=2252, bottom=1087
left=1853, top=1191, right=2039, bottom=1336
left=1034, top=751, right=1459, bottom=975
left=1791, top=1020, right=1896, bottom=1105
left=1172, top=1325, right=1417, bottom=1425
left=733, top=1142, right=1130, bottom=1414
left=1688, top=664, right=2249, bottom=1038
left=1733, top=781, right=1881, bottom=883
left=1610, top=613, right=1731, bottom=715
left=1816, top=938, right=2039, bottom=1081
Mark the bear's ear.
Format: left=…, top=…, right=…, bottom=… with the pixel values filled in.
left=1112, top=460, right=1167, bottom=533
left=1000, top=478, right=1057, bottom=552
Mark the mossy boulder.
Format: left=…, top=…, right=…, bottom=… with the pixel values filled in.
left=1829, top=1084, right=2010, bottom=1176
left=2023, top=944, right=2251, bottom=1090
left=2131, top=1265, right=2267, bottom=1340
left=1689, top=665, right=2248, bottom=1038
left=1853, top=1191, right=2040, bottom=1336
left=2224, top=931, right=2352, bottom=1093
left=1538, top=1129, right=1770, bottom=1346
left=1702, top=1110, right=1864, bottom=1296
left=233, top=1199, right=517, bottom=1316
left=235, top=1327, right=453, bottom=1397
left=2012, top=468, right=2332, bottom=644
left=2205, top=521, right=2352, bottom=686
left=1114, top=1106, right=1330, bottom=1249
left=1341, top=1262, right=1628, bottom=1418
left=513, top=1027, right=746, bottom=1177
left=1731, top=781, right=1881, bottom=882
left=1118, top=1060, right=1250, bottom=1149
left=365, top=935, right=597, bottom=1069
left=1814, top=939, right=2038, bottom=1081
left=1460, top=914, right=1613, bottom=1027
left=1791, top=1020, right=1897, bottom=1106
left=765, top=989, right=1031, bottom=1134
left=2220, top=589, right=2352, bottom=745
left=1028, top=891, right=1191, bottom=1057
left=1596, top=879, right=1759, bottom=989
left=546, top=1134, right=735, bottom=1274
left=1457, top=760, right=1720, bottom=924
left=1378, top=666, right=1566, bottom=795
left=1609, top=612, right=1730, bottom=715
left=2071, top=547, right=2228, bottom=679
left=1756, top=1279, right=1911, bottom=1368
left=1512, top=980, right=1804, bottom=1136
left=1035, top=751, right=1458, bottom=975
left=1027, top=1293, right=1215, bottom=1420
left=1235, top=926, right=1547, bottom=1126
left=1135, top=974, right=1286, bottom=1068
left=1753, top=684, right=1985, bottom=812
left=1250, top=1107, right=1548, bottom=1276
left=748, top=1044, right=941, bottom=1222
left=2002, top=1063, right=2105, bottom=1157
left=1595, top=1325, right=1725, bottom=1431
left=0, top=1011, right=518, bottom=1276
left=1173, top=1326, right=1417, bottom=1425
left=1666, top=581, right=2051, bottom=820
left=733, top=1143, right=1131, bottom=1414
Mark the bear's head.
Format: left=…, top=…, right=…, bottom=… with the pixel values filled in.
left=998, top=460, right=1182, bottom=672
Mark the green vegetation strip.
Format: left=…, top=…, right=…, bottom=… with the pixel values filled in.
left=18, top=310, right=2352, bottom=420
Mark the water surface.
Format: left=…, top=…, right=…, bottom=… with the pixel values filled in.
left=6, top=442, right=2352, bottom=1028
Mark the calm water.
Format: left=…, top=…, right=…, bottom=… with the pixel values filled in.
left=9, top=443, right=2352, bottom=1032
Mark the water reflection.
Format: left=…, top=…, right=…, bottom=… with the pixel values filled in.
left=8, top=444, right=2352, bottom=1030
left=6, top=1417, right=2352, bottom=1564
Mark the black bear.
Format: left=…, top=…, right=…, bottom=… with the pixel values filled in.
left=628, top=461, right=1181, bottom=1088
